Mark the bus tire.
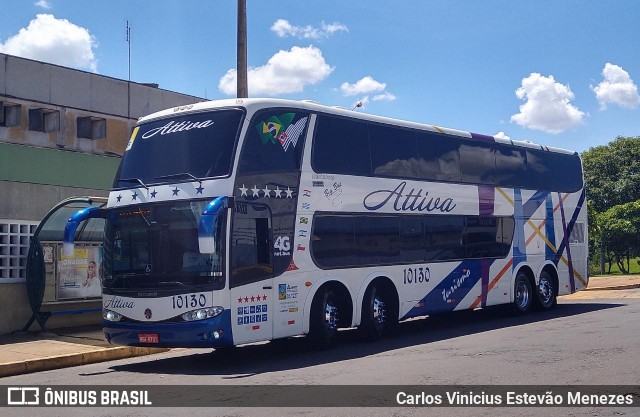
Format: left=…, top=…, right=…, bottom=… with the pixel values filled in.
left=513, top=272, right=533, bottom=314
left=359, top=282, right=394, bottom=341
left=535, top=270, right=557, bottom=310
left=309, top=287, right=339, bottom=349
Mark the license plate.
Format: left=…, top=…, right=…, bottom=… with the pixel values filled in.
left=138, top=333, right=159, bottom=344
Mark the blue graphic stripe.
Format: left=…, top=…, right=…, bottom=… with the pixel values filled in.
left=553, top=189, right=586, bottom=266
left=545, top=194, right=556, bottom=261
left=402, top=259, right=496, bottom=319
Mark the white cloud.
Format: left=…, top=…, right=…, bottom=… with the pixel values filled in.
left=494, top=131, right=511, bottom=140
left=271, top=19, right=348, bottom=39
left=591, top=63, right=640, bottom=110
left=0, top=14, right=97, bottom=72
left=218, top=45, right=333, bottom=96
left=373, top=92, right=396, bottom=102
left=35, top=0, right=51, bottom=9
left=340, top=76, right=386, bottom=96
left=510, top=73, right=585, bottom=134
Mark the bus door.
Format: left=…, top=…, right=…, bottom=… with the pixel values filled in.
left=229, top=202, right=274, bottom=344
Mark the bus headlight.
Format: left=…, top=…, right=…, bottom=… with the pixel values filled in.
left=103, top=309, right=123, bottom=322
left=181, top=306, right=224, bottom=322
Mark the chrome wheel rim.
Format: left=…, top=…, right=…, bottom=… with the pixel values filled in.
left=324, top=299, right=338, bottom=332
left=539, top=276, right=553, bottom=307
left=516, top=280, right=530, bottom=310
left=372, top=294, right=386, bottom=331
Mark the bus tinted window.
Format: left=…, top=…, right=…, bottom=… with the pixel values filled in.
left=355, top=215, right=400, bottom=265
left=400, top=216, right=426, bottom=262
left=239, top=110, right=309, bottom=173
left=495, top=146, right=527, bottom=188
left=459, top=140, right=495, bottom=184
left=311, top=214, right=355, bottom=267
left=115, top=110, right=243, bottom=188
left=312, top=213, right=512, bottom=269
left=313, top=116, right=371, bottom=175
left=369, top=124, right=420, bottom=178
left=424, top=216, right=465, bottom=261
left=416, top=133, right=462, bottom=182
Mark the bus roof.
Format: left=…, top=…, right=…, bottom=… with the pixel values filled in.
left=137, top=98, right=577, bottom=155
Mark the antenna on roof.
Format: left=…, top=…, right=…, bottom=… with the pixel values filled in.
left=126, top=20, right=132, bottom=118
left=352, top=101, right=363, bottom=111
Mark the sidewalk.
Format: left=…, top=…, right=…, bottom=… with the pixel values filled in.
left=1, top=275, right=639, bottom=379
left=0, top=325, right=168, bottom=378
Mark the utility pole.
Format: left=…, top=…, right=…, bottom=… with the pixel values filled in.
left=126, top=20, right=132, bottom=118
left=237, top=0, right=248, bottom=98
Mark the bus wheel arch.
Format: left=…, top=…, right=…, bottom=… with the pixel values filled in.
left=358, top=276, right=399, bottom=341
left=512, top=265, right=535, bottom=314
left=306, top=281, right=353, bottom=349
left=536, top=264, right=558, bottom=310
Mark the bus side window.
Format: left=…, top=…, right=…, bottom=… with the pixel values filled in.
left=230, top=204, right=273, bottom=287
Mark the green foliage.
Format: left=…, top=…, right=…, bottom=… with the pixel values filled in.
left=582, top=136, right=640, bottom=213
left=582, top=136, right=640, bottom=275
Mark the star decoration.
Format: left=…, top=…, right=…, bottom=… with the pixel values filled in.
left=251, top=185, right=260, bottom=197
left=237, top=297, right=243, bottom=303
left=262, top=185, right=271, bottom=198
left=116, top=194, right=122, bottom=202
left=274, top=186, right=282, bottom=198
left=262, top=294, right=267, bottom=301
left=285, top=187, right=293, bottom=198
left=196, top=184, right=204, bottom=194
left=256, top=295, right=262, bottom=301
left=150, top=189, right=158, bottom=198
left=172, top=187, right=180, bottom=196
left=250, top=295, right=255, bottom=302
left=239, top=184, right=248, bottom=196
left=131, top=191, right=138, bottom=201
left=244, top=296, right=249, bottom=303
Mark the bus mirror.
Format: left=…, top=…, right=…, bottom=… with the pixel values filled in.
left=63, top=206, right=106, bottom=256
left=198, top=196, right=232, bottom=254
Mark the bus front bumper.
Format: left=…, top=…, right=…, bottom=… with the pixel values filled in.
left=103, top=310, right=234, bottom=348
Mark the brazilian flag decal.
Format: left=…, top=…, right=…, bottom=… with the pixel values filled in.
left=255, top=112, right=308, bottom=152
left=256, top=113, right=296, bottom=145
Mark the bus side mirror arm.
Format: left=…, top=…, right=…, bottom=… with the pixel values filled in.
left=63, top=206, right=106, bottom=256
left=198, top=196, right=233, bottom=254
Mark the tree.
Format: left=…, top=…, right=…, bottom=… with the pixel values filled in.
left=582, top=136, right=640, bottom=213
left=596, top=200, right=640, bottom=274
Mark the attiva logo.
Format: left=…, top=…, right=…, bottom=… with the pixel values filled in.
left=363, top=181, right=457, bottom=213
left=141, top=119, right=214, bottom=139
left=104, top=296, right=135, bottom=309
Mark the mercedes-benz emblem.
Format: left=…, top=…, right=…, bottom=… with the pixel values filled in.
left=144, top=308, right=152, bottom=319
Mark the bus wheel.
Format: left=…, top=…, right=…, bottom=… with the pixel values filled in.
left=359, top=283, right=391, bottom=341
left=536, top=270, right=557, bottom=310
left=513, top=272, right=533, bottom=314
left=309, top=288, right=339, bottom=349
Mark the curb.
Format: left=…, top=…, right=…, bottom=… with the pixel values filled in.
left=0, top=346, right=169, bottom=378
left=584, top=284, right=640, bottom=292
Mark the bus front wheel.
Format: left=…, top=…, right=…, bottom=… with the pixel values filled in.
left=309, top=288, right=339, bottom=349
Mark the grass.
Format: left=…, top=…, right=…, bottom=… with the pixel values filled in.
left=590, top=257, right=640, bottom=276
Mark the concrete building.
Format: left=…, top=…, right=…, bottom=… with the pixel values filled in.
left=0, top=53, right=203, bottom=334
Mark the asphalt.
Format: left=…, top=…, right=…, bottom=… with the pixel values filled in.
left=0, top=274, right=638, bottom=378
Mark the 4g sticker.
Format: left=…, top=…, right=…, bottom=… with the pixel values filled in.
left=274, top=236, right=291, bottom=257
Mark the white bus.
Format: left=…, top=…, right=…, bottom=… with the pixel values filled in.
left=64, top=98, right=587, bottom=349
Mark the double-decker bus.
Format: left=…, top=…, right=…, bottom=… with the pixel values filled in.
left=64, top=98, right=587, bottom=349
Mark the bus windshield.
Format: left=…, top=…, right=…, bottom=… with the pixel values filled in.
left=103, top=200, right=225, bottom=292
left=114, top=109, right=244, bottom=188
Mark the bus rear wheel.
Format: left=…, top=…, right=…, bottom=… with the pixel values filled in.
left=309, top=288, right=339, bottom=349
left=359, top=282, right=395, bottom=341
left=513, top=272, right=533, bottom=314
left=536, top=270, right=557, bottom=310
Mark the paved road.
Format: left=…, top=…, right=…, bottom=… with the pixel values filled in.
left=2, top=288, right=639, bottom=417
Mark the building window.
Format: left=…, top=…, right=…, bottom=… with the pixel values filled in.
left=29, top=108, right=60, bottom=132
left=0, top=102, right=22, bottom=127
left=0, top=220, right=38, bottom=282
left=77, top=116, right=106, bottom=139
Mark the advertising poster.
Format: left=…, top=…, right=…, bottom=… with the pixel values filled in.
left=57, top=246, right=102, bottom=300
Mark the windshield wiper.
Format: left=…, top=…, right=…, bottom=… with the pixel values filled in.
left=156, top=281, right=197, bottom=290
left=119, top=178, right=149, bottom=189
left=155, top=173, right=202, bottom=182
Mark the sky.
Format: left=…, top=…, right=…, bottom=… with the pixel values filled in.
left=1, top=0, right=639, bottom=152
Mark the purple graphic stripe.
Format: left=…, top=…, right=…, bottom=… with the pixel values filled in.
left=478, top=185, right=495, bottom=216
left=470, top=132, right=495, bottom=143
